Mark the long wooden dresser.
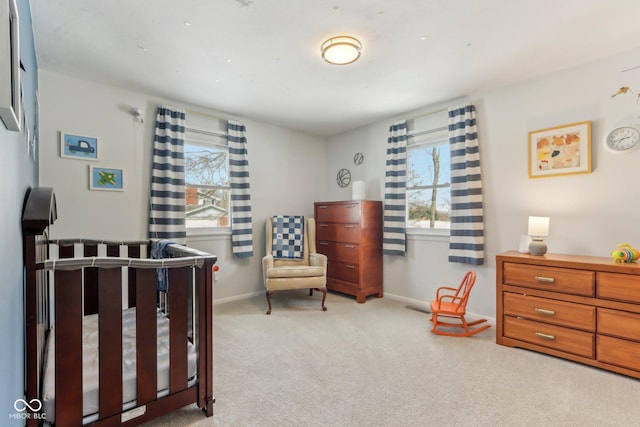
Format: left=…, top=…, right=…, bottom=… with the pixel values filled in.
left=314, top=200, right=382, bottom=303
left=496, top=251, right=640, bottom=379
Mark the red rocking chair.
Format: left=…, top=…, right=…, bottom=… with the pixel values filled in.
left=429, top=271, right=491, bottom=337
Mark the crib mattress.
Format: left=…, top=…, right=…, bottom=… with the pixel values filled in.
left=42, top=307, right=198, bottom=423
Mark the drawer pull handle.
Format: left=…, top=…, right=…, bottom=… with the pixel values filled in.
left=534, top=275, right=555, bottom=283
left=345, top=265, right=356, bottom=269
left=347, top=205, right=356, bottom=208
left=534, top=307, right=555, bottom=316
left=535, top=332, right=556, bottom=341
left=319, top=242, right=329, bottom=246
left=344, top=225, right=356, bottom=229
left=344, top=245, right=356, bottom=248
left=318, top=206, right=328, bottom=209
left=319, top=224, right=329, bottom=227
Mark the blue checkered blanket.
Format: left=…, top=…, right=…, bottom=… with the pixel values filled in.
left=272, top=215, right=305, bottom=259
left=150, top=239, right=173, bottom=292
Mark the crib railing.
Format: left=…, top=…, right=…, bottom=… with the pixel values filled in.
left=52, top=239, right=146, bottom=315
left=23, top=188, right=216, bottom=426
left=48, top=239, right=212, bottom=315
left=38, top=241, right=215, bottom=426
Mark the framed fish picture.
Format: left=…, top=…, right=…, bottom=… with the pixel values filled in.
left=61, top=132, right=99, bottom=160
left=89, top=166, right=124, bottom=191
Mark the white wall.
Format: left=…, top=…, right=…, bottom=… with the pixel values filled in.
left=1, top=0, right=39, bottom=420
left=39, top=71, right=151, bottom=240
left=326, top=47, right=640, bottom=318
left=38, top=46, right=640, bottom=318
left=38, top=70, right=327, bottom=301
left=189, top=122, right=327, bottom=301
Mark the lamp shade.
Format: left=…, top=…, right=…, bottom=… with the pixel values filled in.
left=321, top=36, right=362, bottom=65
left=528, top=216, right=549, bottom=237
left=352, top=180, right=365, bottom=200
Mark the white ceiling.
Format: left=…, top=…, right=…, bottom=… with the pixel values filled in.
left=29, top=0, right=640, bottom=137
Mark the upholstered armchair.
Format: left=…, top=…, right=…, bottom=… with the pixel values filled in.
left=262, top=216, right=328, bottom=314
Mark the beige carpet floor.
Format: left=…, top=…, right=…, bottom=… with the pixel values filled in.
left=144, top=291, right=640, bottom=427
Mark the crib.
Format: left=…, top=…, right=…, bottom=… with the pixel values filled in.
left=22, top=187, right=216, bottom=426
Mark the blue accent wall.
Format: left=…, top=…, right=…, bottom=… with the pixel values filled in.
left=0, top=0, right=38, bottom=423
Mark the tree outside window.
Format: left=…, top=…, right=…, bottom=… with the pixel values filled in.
left=184, top=143, right=230, bottom=228
left=407, top=142, right=451, bottom=229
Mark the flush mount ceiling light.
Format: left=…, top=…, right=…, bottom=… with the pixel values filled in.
left=321, top=36, right=362, bottom=65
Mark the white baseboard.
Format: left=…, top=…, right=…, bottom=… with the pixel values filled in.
left=214, top=290, right=263, bottom=306
left=383, top=292, right=428, bottom=310
left=213, top=289, right=496, bottom=324
left=384, top=292, right=496, bottom=325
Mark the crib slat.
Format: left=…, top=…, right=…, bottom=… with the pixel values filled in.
left=55, top=269, right=83, bottom=426
left=25, top=237, right=41, bottom=427
left=99, top=268, right=123, bottom=418
left=204, top=262, right=214, bottom=414
left=127, top=245, right=141, bottom=308
left=107, top=243, right=120, bottom=257
left=84, top=245, right=99, bottom=315
left=136, top=269, right=157, bottom=405
left=196, top=263, right=211, bottom=411
left=169, top=267, right=188, bottom=392
left=59, top=243, right=74, bottom=258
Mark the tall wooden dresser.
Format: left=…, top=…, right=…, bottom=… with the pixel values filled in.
left=496, top=251, right=640, bottom=379
left=314, top=200, right=383, bottom=303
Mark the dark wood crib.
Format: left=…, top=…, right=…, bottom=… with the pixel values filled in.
left=22, top=187, right=216, bottom=426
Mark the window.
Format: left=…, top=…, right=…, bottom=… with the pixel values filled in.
left=406, top=112, right=451, bottom=231
left=184, top=118, right=229, bottom=229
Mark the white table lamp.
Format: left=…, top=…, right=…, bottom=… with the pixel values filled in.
left=528, top=216, right=549, bottom=256
left=352, top=180, right=366, bottom=200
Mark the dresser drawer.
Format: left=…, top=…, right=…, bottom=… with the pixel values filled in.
left=335, top=242, right=359, bottom=264
left=597, top=335, right=640, bottom=371
left=504, top=316, right=594, bottom=358
left=316, top=241, right=336, bottom=260
left=317, top=223, right=360, bottom=243
left=316, top=241, right=359, bottom=264
left=597, top=272, right=640, bottom=304
left=503, top=262, right=594, bottom=296
left=315, top=202, right=361, bottom=223
left=327, top=260, right=359, bottom=284
left=597, top=308, right=640, bottom=341
left=503, top=292, right=595, bottom=331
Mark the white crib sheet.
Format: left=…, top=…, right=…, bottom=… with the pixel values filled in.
left=41, top=306, right=198, bottom=423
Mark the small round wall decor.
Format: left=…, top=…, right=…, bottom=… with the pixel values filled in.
left=354, top=152, right=364, bottom=165
left=336, top=168, right=351, bottom=188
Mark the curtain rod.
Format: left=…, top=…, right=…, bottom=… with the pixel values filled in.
left=405, top=107, right=448, bottom=122
left=407, top=126, right=448, bottom=138
left=186, top=109, right=230, bottom=122
left=185, top=127, right=228, bottom=138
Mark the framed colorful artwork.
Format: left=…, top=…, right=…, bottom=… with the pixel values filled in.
left=89, top=166, right=124, bottom=191
left=61, top=132, right=99, bottom=160
left=528, top=121, right=591, bottom=178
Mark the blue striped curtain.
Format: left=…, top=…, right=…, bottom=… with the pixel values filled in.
left=383, top=121, right=408, bottom=255
left=148, top=106, right=186, bottom=244
left=448, top=104, right=484, bottom=265
left=228, top=120, right=254, bottom=258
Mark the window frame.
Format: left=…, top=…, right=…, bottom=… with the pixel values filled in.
left=184, top=125, right=231, bottom=237
left=405, top=115, right=451, bottom=237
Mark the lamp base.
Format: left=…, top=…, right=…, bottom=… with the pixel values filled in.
left=529, top=238, right=547, bottom=256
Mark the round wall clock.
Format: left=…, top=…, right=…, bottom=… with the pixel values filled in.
left=604, top=126, right=640, bottom=153
left=336, top=168, right=351, bottom=188
left=354, top=152, right=364, bottom=165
